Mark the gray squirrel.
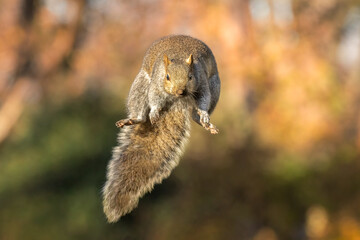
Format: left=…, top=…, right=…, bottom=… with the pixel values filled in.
left=102, top=35, right=220, bottom=222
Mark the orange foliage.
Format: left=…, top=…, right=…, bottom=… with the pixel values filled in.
left=0, top=0, right=360, bottom=239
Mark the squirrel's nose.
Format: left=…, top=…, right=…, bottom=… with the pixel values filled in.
left=176, top=89, right=184, bottom=95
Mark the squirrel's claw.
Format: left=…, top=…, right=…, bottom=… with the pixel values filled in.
left=208, top=123, right=219, bottom=134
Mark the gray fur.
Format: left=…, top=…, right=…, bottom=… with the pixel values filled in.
left=103, top=35, right=221, bottom=222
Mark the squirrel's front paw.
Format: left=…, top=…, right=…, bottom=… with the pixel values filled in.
left=149, top=109, right=160, bottom=125
left=197, top=109, right=210, bottom=128
left=197, top=109, right=219, bottom=134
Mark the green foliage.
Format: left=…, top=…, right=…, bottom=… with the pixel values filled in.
left=0, top=93, right=121, bottom=240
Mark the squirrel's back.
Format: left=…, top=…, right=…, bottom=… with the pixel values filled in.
left=142, top=35, right=217, bottom=78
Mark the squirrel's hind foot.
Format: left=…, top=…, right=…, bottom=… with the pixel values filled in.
left=115, top=118, right=144, bottom=128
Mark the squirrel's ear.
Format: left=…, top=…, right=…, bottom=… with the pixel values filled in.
left=163, top=54, right=170, bottom=66
left=186, top=54, right=193, bottom=65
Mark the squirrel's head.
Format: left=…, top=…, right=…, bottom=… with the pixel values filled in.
left=163, top=54, right=195, bottom=97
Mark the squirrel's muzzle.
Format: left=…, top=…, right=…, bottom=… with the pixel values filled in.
left=176, top=89, right=184, bottom=96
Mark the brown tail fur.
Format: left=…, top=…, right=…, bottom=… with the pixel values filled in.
left=102, top=99, right=192, bottom=222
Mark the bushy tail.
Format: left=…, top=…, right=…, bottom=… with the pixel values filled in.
left=102, top=105, right=190, bottom=222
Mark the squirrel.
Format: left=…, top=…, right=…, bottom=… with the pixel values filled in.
left=102, top=35, right=221, bottom=222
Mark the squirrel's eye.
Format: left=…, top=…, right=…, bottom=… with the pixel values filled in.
left=189, top=75, right=193, bottom=80
left=166, top=74, right=170, bottom=81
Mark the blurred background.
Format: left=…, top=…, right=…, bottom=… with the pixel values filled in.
left=1, top=0, right=360, bottom=239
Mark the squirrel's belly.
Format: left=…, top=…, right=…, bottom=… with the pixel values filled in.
left=129, top=99, right=192, bottom=169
